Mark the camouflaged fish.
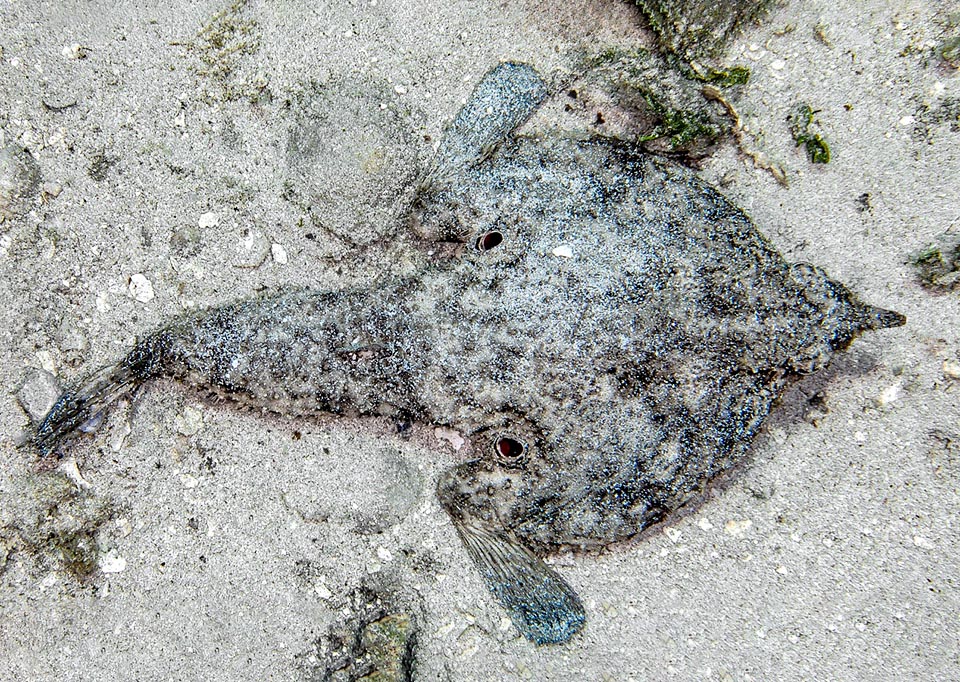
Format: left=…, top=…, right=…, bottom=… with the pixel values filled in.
left=33, top=63, right=904, bottom=645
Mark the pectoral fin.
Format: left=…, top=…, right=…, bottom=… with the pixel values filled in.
left=453, top=517, right=585, bottom=645
left=431, top=62, right=548, bottom=178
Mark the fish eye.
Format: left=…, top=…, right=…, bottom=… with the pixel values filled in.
left=476, top=230, right=503, bottom=251
left=494, top=435, right=525, bottom=461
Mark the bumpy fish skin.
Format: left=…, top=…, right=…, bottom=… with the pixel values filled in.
left=33, top=63, right=904, bottom=646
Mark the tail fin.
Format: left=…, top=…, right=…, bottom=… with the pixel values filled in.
left=32, top=331, right=171, bottom=457
left=33, top=363, right=139, bottom=457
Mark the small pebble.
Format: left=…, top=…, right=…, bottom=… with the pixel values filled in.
left=551, top=244, right=573, bottom=258
left=434, top=426, right=465, bottom=450
left=271, top=242, right=288, bottom=265
left=41, top=182, right=62, bottom=199
left=724, top=518, right=752, bottom=537
left=98, top=554, right=127, bottom=573
left=128, top=273, right=155, bottom=302
left=314, top=580, right=332, bottom=600
left=875, top=382, right=900, bottom=407
left=197, top=211, right=219, bottom=229
left=943, top=359, right=960, bottom=380
left=16, top=367, right=62, bottom=422
left=61, top=43, right=87, bottom=60
left=175, top=405, right=204, bottom=437
left=233, top=230, right=270, bottom=268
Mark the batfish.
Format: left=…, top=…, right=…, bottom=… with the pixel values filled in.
left=32, top=63, right=904, bottom=645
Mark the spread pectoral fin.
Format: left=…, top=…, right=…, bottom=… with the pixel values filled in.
left=453, top=518, right=585, bottom=645
left=430, top=62, right=548, bottom=178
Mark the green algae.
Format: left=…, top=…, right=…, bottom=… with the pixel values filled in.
left=180, top=0, right=267, bottom=103
left=3, top=473, right=116, bottom=580
left=911, top=234, right=960, bottom=290
left=790, top=104, right=831, bottom=164
left=576, top=47, right=730, bottom=160
left=634, top=0, right=780, bottom=61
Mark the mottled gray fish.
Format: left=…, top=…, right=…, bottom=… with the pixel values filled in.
left=33, top=63, right=904, bottom=645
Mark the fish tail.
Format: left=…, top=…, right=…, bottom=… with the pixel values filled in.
left=32, top=330, right=173, bottom=458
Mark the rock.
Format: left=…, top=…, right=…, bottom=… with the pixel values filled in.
left=634, top=0, right=781, bottom=61
left=0, top=143, right=42, bottom=218
left=299, top=581, right=419, bottom=682
left=17, top=368, right=63, bottom=423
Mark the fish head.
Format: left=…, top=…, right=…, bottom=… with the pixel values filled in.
left=436, top=430, right=540, bottom=527
left=436, top=430, right=587, bottom=646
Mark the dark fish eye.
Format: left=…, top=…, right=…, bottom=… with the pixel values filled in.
left=494, top=435, right=525, bottom=460
left=476, top=230, right=503, bottom=251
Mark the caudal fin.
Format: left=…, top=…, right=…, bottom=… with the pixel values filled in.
left=32, top=331, right=171, bottom=457
left=453, top=517, right=585, bottom=645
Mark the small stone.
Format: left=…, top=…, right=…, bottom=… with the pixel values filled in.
left=434, top=426, right=465, bottom=451
left=724, top=518, right=752, bottom=537
left=665, top=527, right=682, bottom=543
left=271, top=242, right=288, bottom=265
left=175, top=405, right=204, bottom=436
left=17, top=367, right=63, bottom=422
left=110, top=419, right=132, bottom=452
left=697, top=517, right=714, bottom=531
left=875, top=382, right=901, bottom=407
left=943, top=359, right=960, bottom=380
left=128, top=273, right=155, bottom=302
left=232, top=230, right=270, bottom=268
left=58, top=457, right=92, bottom=489
left=36, top=350, right=56, bottom=374
left=551, top=244, right=573, bottom=258
left=115, top=518, right=133, bottom=537
left=41, top=182, right=62, bottom=199
left=314, top=580, right=332, bottom=600
left=61, top=43, right=87, bottom=59
left=98, top=554, right=127, bottom=573
left=197, top=211, right=220, bottom=229
left=93, top=292, right=109, bottom=313
left=180, top=473, right=199, bottom=489
left=913, top=535, right=934, bottom=550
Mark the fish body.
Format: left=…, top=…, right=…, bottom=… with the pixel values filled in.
left=33, top=63, right=904, bottom=645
